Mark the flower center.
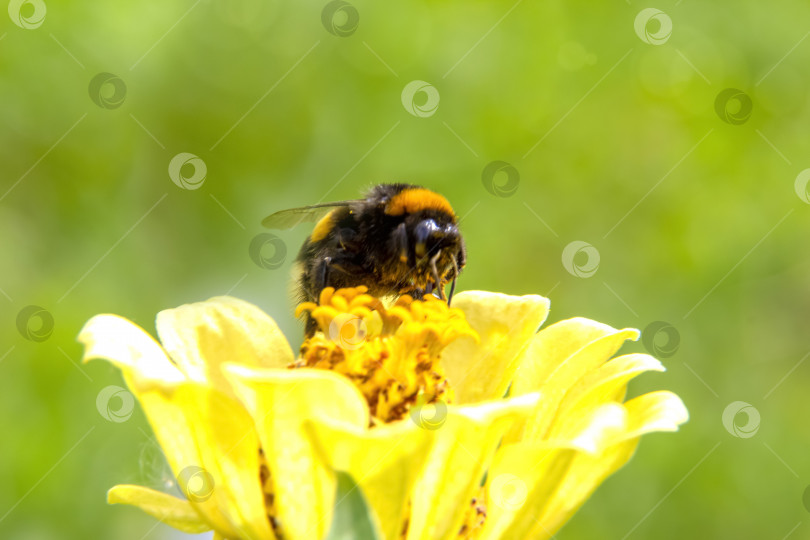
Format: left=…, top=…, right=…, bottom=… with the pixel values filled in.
left=292, top=286, right=477, bottom=425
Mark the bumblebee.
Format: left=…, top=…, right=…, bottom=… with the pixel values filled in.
left=262, top=184, right=466, bottom=334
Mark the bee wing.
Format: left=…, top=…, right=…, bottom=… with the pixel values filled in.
left=261, top=201, right=359, bottom=230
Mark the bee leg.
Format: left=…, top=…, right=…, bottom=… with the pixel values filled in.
left=313, top=256, right=332, bottom=298
left=429, top=251, right=446, bottom=301
left=447, top=256, right=459, bottom=305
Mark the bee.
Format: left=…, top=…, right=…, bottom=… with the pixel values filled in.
left=262, top=184, right=466, bottom=334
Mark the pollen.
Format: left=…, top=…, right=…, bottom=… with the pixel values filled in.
left=292, top=286, right=477, bottom=425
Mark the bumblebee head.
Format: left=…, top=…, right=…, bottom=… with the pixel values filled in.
left=381, top=187, right=465, bottom=301
left=413, top=217, right=460, bottom=259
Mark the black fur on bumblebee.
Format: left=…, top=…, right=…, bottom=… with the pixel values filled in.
left=262, top=184, right=466, bottom=335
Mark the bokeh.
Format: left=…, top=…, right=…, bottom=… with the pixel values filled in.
left=2, top=0, right=809, bottom=538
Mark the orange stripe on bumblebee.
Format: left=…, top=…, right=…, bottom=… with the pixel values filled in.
left=310, top=210, right=336, bottom=242
left=385, top=188, right=455, bottom=218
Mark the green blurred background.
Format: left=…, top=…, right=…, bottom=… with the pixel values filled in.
left=2, top=0, right=809, bottom=538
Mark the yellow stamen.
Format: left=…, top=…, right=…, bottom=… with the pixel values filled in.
left=292, top=286, right=477, bottom=425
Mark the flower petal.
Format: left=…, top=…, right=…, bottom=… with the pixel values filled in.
left=489, top=391, right=688, bottom=539
left=107, top=484, right=210, bottom=534
left=443, top=291, right=550, bottom=404
left=549, top=353, right=664, bottom=439
left=481, top=444, right=576, bottom=540
left=407, top=392, right=541, bottom=540
left=558, top=353, right=664, bottom=414
left=156, top=296, right=294, bottom=397
left=622, top=390, right=689, bottom=439
left=171, top=384, right=276, bottom=540
left=305, top=419, right=434, bottom=540
left=548, top=402, right=628, bottom=455
left=507, top=318, right=639, bottom=443
left=223, top=365, right=369, bottom=540
left=482, top=404, right=630, bottom=540
left=79, top=314, right=185, bottom=388
left=81, top=318, right=273, bottom=539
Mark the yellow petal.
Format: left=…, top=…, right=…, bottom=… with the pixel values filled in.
left=407, top=392, right=541, bottom=540
left=481, top=444, right=576, bottom=540
left=549, top=353, right=664, bottom=438
left=108, top=484, right=210, bottom=534
left=443, top=291, right=550, bottom=404
left=622, top=390, right=689, bottom=439
left=156, top=296, right=294, bottom=397
left=559, top=353, right=664, bottom=413
left=305, top=419, right=434, bottom=540
left=79, top=314, right=185, bottom=388
left=223, top=365, right=369, bottom=540
left=81, top=315, right=273, bottom=539
left=548, top=402, right=628, bottom=455
left=489, top=391, right=688, bottom=539
left=172, top=384, right=276, bottom=540
left=508, top=318, right=639, bottom=443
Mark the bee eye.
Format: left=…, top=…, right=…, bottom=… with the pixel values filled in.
left=414, top=219, right=440, bottom=258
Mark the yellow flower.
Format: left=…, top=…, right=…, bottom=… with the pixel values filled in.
left=79, top=288, right=687, bottom=540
